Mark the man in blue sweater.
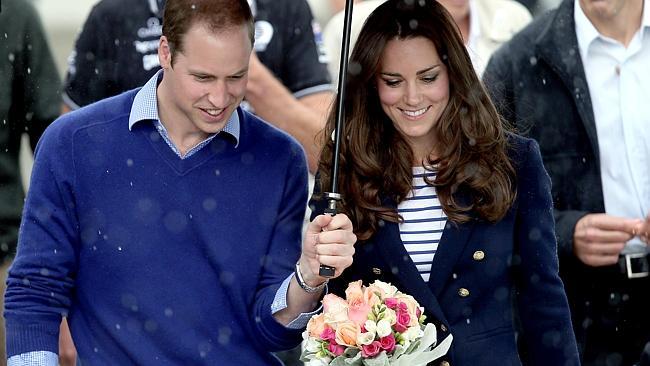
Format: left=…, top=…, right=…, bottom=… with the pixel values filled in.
left=3, top=0, right=356, bottom=364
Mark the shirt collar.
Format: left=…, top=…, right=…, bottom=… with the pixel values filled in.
left=575, top=0, right=650, bottom=60
left=574, top=0, right=601, bottom=61
left=128, top=69, right=240, bottom=146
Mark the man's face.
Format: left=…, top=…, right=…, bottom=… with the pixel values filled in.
left=158, top=22, right=252, bottom=139
left=579, top=0, right=628, bottom=21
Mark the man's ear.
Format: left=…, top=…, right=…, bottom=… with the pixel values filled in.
left=159, top=36, right=172, bottom=69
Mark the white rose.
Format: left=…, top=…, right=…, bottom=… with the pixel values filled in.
left=357, top=331, right=375, bottom=346
left=376, top=319, right=392, bottom=338
left=372, top=280, right=398, bottom=298
left=402, top=325, right=424, bottom=341
left=304, top=338, right=322, bottom=353
left=364, top=320, right=377, bottom=335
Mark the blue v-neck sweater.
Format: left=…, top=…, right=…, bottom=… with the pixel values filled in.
left=4, top=89, right=309, bottom=365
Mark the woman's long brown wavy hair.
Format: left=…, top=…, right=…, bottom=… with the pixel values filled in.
left=317, top=0, right=516, bottom=241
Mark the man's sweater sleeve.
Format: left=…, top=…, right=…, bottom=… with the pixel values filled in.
left=4, top=117, right=79, bottom=357
left=251, top=142, right=309, bottom=351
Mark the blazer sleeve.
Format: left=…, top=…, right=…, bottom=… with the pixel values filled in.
left=513, top=139, right=580, bottom=365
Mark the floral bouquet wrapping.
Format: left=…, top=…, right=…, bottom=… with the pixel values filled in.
left=301, top=280, right=453, bottom=366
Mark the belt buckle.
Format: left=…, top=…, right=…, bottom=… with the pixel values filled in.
left=623, top=253, right=649, bottom=279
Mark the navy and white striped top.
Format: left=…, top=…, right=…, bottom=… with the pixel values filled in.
left=398, top=167, right=448, bottom=282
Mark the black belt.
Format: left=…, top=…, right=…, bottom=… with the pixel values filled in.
left=618, top=252, right=650, bottom=279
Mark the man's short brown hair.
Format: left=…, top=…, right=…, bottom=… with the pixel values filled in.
left=162, top=0, right=254, bottom=61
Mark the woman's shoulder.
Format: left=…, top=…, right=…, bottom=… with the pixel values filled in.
left=505, top=132, right=541, bottom=169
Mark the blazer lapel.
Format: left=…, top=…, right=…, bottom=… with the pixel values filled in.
left=375, top=217, right=449, bottom=326
left=427, top=191, right=477, bottom=297
left=535, top=0, right=600, bottom=165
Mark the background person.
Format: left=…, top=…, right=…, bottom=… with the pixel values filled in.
left=483, top=0, right=650, bottom=364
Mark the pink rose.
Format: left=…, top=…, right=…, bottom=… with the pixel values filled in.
left=320, top=327, right=336, bottom=342
left=322, top=294, right=349, bottom=329
left=395, top=294, right=421, bottom=326
left=393, top=311, right=410, bottom=333
left=348, top=301, right=372, bottom=326
left=384, top=297, right=399, bottom=309
left=380, top=334, right=396, bottom=353
left=361, top=341, right=382, bottom=358
left=397, top=302, right=408, bottom=313
left=328, top=341, right=345, bottom=356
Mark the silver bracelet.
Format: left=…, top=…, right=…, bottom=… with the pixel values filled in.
left=294, top=262, right=328, bottom=293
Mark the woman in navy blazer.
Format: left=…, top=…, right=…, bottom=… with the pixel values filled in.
left=310, top=1, right=580, bottom=365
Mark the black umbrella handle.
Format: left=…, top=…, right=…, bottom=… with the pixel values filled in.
left=318, top=192, right=342, bottom=277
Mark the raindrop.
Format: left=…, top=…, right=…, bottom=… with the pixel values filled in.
left=94, top=68, right=99, bottom=75
left=54, top=249, right=58, bottom=254
left=27, top=44, right=32, bottom=51
left=92, top=246, right=97, bottom=251
left=3, top=33, right=7, bottom=38
left=191, top=4, right=196, bottom=9
left=40, top=268, right=50, bottom=276
left=409, top=19, right=418, bottom=30
left=130, top=182, right=133, bottom=187
left=0, top=243, right=7, bottom=252
left=214, top=169, right=221, bottom=176
left=189, top=214, right=193, bottom=219
left=254, top=316, right=262, bottom=323
left=94, top=348, right=99, bottom=353
left=218, top=327, right=232, bottom=345
left=144, top=320, right=158, bottom=333
left=202, top=198, right=217, bottom=211
left=468, top=138, right=476, bottom=146
left=529, top=56, right=538, bottom=66
left=118, top=246, right=122, bottom=251
left=581, top=157, right=586, bottom=163
left=391, top=266, right=399, bottom=274
left=50, top=292, right=55, bottom=297
left=106, top=169, right=110, bottom=174
left=348, top=61, right=362, bottom=76
left=22, top=278, right=31, bottom=286
left=8, top=53, right=14, bottom=62
left=115, top=324, right=121, bottom=330
left=164, top=308, right=174, bottom=317
left=541, top=78, right=547, bottom=85
left=103, top=235, right=108, bottom=240
left=2, top=120, right=6, bottom=125
left=466, top=318, right=471, bottom=324
left=126, top=159, right=134, bottom=167
left=27, top=67, right=31, bottom=74
left=114, top=39, right=120, bottom=46
left=452, top=273, right=458, bottom=279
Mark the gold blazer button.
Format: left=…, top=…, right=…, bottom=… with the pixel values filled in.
left=473, top=250, right=485, bottom=261
left=458, top=288, right=470, bottom=297
left=372, top=267, right=382, bottom=275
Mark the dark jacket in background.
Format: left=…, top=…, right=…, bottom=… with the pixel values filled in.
left=0, top=0, right=61, bottom=262
left=483, top=1, right=650, bottom=364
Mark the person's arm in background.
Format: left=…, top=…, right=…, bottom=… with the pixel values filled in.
left=60, top=3, right=113, bottom=114
left=245, top=54, right=332, bottom=173
left=245, top=0, right=334, bottom=173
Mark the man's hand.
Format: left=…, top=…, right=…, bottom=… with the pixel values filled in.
left=633, top=213, right=650, bottom=244
left=573, top=213, right=642, bottom=266
left=300, top=214, right=357, bottom=286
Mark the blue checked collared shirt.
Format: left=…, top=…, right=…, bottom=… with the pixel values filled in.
left=8, top=70, right=321, bottom=366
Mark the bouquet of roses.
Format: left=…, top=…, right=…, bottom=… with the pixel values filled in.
left=301, top=280, right=453, bottom=366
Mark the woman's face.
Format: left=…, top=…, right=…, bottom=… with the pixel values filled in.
left=375, top=36, right=450, bottom=157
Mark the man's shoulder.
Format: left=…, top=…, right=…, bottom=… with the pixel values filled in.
left=493, top=5, right=562, bottom=59
left=46, top=90, right=137, bottom=141
left=240, top=110, right=305, bottom=154
left=90, top=0, right=149, bottom=16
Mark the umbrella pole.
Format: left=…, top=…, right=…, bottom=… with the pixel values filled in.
left=319, top=0, right=355, bottom=278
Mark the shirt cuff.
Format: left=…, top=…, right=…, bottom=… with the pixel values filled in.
left=8, top=351, right=59, bottom=366
left=271, top=273, right=326, bottom=329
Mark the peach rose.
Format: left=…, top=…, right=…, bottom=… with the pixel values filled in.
left=345, top=280, right=364, bottom=304
left=395, top=294, right=420, bottom=326
left=322, top=294, right=349, bottom=329
left=307, top=313, right=327, bottom=338
left=335, top=321, right=360, bottom=347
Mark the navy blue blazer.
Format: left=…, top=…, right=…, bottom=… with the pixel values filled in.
left=311, top=136, right=580, bottom=365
